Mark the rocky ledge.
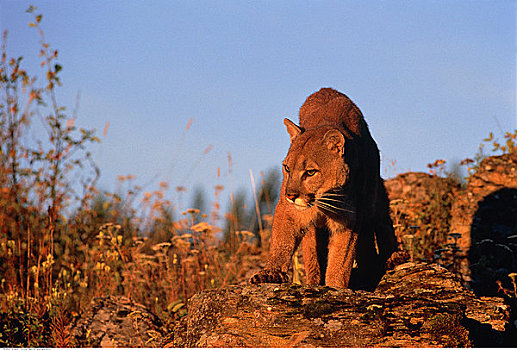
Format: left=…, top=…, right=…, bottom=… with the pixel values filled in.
left=169, top=262, right=510, bottom=347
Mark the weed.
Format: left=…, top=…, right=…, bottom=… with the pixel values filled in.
left=1, top=7, right=515, bottom=348
left=463, top=129, right=517, bottom=177
left=390, top=176, right=456, bottom=264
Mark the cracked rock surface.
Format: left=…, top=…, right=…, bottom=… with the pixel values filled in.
left=72, top=296, right=164, bottom=347
left=173, top=263, right=510, bottom=347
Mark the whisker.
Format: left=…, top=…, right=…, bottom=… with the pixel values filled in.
left=317, top=197, right=356, bottom=210
left=316, top=200, right=355, bottom=214
left=319, top=199, right=352, bottom=209
left=316, top=202, right=340, bottom=215
left=318, top=197, right=347, bottom=203
left=317, top=203, right=354, bottom=215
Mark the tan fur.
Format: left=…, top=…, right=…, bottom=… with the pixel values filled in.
left=250, top=88, right=398, bottom=289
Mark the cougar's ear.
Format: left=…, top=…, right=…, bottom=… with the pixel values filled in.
left=283, top=118, right=302, bottom=142
left=323, top=129, right=345, bottom=155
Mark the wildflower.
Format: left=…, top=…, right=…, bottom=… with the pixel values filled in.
left=42, top=254, right=55, bottom=270
left=191, top=222, right=212, bottom=232
left=151, top=242, right=171, bottom=251
left=237, top=230, right=254, bottom=237
left=173, top=239, right=191, bottom=250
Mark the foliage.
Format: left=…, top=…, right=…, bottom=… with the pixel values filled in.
left=223, top=168, right=279, bottom=253
left=1, top=7, right=515, bottom=347
left=461, top=129, right=517, bottom=177
left=390, top=176, right=457, bottom=265
left=0, top=9, right=282, bottom=346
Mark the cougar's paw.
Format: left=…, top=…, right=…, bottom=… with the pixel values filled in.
left=249, top=269, right=289, bottom=284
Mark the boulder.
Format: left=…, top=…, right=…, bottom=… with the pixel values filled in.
left=384, top=172, right=461, bottom=262
left=449, top=153, right=517, bottom=291
left=172, top=263, right=510, bottom=347
left=72, top=296, right=164, bottom=347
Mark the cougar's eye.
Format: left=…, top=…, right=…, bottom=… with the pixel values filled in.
left=283, top=164, right=290, bottom=173
left=305, top=169, right=317, bottom=177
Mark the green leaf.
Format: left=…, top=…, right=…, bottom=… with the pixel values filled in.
left=54, top=64, right=62, bottom=73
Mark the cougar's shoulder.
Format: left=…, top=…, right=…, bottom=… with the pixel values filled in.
left=299, top=87, right=365, bottom=137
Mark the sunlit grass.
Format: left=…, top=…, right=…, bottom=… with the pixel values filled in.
left=1, top=7, right=516, bottom=348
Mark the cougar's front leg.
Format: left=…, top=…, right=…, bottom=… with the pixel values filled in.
left=250, top=204, right=301, bottom=284
left=301, top=226, right=321, bottom=285
left=325, top=228, right=358, bottom=288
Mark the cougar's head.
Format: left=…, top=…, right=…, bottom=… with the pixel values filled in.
left=281, top=118, right=353, bottom=215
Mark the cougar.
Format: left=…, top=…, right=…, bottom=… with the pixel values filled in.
left=250, top=88, right=398, bottom=289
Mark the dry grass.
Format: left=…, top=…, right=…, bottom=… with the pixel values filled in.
left=1, top=8, right=516, bottom=347
left=0, top=12, right=276, bottom=346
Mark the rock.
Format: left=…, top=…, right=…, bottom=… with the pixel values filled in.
left=72, top=296, right=164, bottom=347
left=173, top=263, right=510, bottom=347
left=70, top=155, right=517, bottom=348
left=384, top=154, right=517, bottom=295
left=385, top=172, right=460, bottom=206
left=449, top=153, right=517, bottom=290
left=384, top=172, right=461, bottom=261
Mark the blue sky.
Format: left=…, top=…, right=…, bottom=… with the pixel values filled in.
left=1, top=1, right=515, bottom=214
